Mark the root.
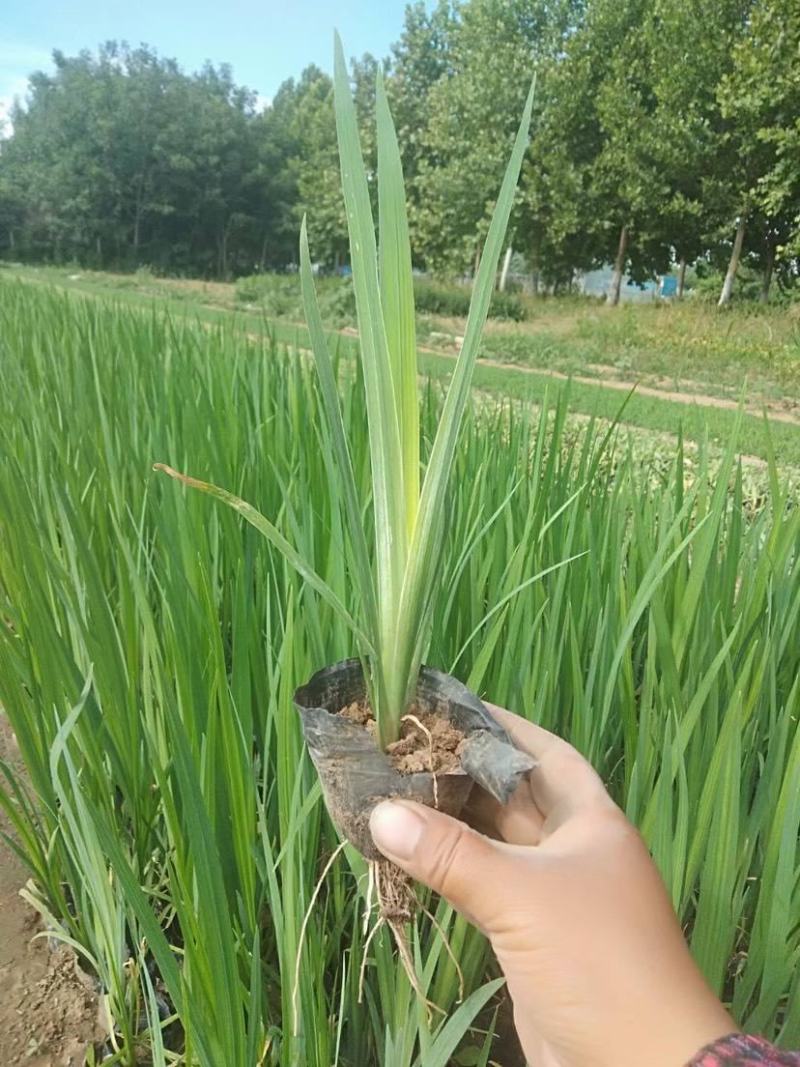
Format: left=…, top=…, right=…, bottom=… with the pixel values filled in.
left=291, top=840, right=347, bottom=1038
left=363, top=859, right=376, bottom=937
left=359, top=859, right=445, bottom=1020
left=374, top=857, right=415, bottom=924
left=387, top=918, right=443, bottom=1018
left=402, top=713, right=439, bottom=808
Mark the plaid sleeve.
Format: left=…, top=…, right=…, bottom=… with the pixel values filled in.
left=689, top=1034, right=800, bottom=1066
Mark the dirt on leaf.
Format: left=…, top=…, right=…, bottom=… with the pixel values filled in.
left=0, top=716, right=103, bottom=1066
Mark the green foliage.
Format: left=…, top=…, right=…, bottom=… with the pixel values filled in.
left=0, top=43, right=262, bottom=276
left=202, top=47, right=534, bottom=742
left=234, top=271, right=529, bottom=325
left=409, top=0, right=577, bottom=273
left=414, top=278, right=527, bottom=320
left=1, top=1, right=800, bottom=295
left=716, top=0, right=800, bottom=279
left=235, top=271, right=356, bottom=325
left=2, top=279, right=800, bottom=1061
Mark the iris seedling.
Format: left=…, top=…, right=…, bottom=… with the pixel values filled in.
left=157, top=35, right=535, bottom=748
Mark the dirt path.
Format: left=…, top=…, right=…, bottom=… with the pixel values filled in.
left=168, top=284, right=800, bottom=428
left=13, top=271, right=800, bottom=430
left=217, top=308, right=800, bottom=428
left=490, top=361, right=800, bottom=427
left=0, top=717, right=100, bottom=1066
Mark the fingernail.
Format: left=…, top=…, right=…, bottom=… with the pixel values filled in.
left=369, top=800, right=425, bottom=861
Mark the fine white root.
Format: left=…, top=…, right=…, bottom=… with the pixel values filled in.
left=363, top=859, right=376, bottom=937
left=360, top=861, right=459, bottom=1016
left=402, top=713, right=439, bottom=809
left=387, top=917, right=443, bottom=1018
left=291, top=840, right=348, bottom=1037
left=362, top=858, right=444, bottom=1020
left=374, top=857, right=414, bottom=924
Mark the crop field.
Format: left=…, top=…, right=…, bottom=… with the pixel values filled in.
left=1, top=276, right=799, bottom=1063
left=3, top=0, right=800, bottom=1059
left=7, top=261, right=800, bottom=473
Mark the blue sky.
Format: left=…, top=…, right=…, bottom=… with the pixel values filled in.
left=0, top=0, right=429, bottom=129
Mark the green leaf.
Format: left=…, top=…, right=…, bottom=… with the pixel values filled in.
left=333, top=31, right=408, bottom=736
left=377, top=67, right=419, bottom=537
left=299, top=215, right=378, bottom=644
left=396, top=76, right=537, bottom=706
left=416, top=978, right=505, bottom=1067
left=153, top=462, right=374, bottom=654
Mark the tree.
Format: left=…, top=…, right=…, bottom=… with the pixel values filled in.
left=0, top=43, right=264, bottom=274
left=410, top=0, right=582, bottom=274
left=386, top=1, right=456, bottom=237
left=593, top=1, right=669, bottom=304
left=532, top=0, right=686, bottom=304
left=524, top=49, right=600, bottom=291
left=642, top=1, right=747, bottom=296
left=717, top=0, right=800, bottom=302
left=250, top=78, right=305, bottom=270
left=258, top=56, right=380, bottom=271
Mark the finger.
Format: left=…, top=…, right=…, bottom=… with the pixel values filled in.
left=483, top=702, right=569, bottom=757
left=464, top=781, right=546, bottom=846
left=369, top=799, right=524, bottom=931
left=483, top=703, right=611, bottom=827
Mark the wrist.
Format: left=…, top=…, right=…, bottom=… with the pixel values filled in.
left=612, top=993, right=738, bottom=1067
left=686, top=1034, right=800, bottom=1066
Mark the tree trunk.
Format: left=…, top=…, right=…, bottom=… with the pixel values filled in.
left=259, top=231, right=269, bottom=273
left=606, top=225, right=628, bottom=306
left=677, top=258, right=686, bottom=299
left=219, top=221, right=230, bottom=280
left=498, top=245, right=513, bottom=291
left=8, top=228, right=14, bottom=251
left=718, top=215, right=747, bottom=307
left=473, top=242, right=481, bottom=281
left=133, top=172, right=147, bottom=261
left=529, top=242, right=541, bottom=296
left=759, top=240, right=775, bottom=303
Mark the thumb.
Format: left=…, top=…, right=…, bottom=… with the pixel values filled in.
left=369, top=799, right=521, bottom=931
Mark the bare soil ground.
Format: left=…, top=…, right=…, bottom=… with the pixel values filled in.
left=0, top=717, right=101, bottom=1066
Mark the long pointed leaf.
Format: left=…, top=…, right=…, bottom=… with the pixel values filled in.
left=333, top=33, right=407, bottom=724
left=376, top=67, right=419, bottom=536
left=299, top=216, right=378, bottom=642
left=397, top=77, right=536, bottom=703
left=153, top=463, right=374, bottom=654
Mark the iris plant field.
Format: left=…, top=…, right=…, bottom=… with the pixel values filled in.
left=1, top=278, right=799, bottom=1064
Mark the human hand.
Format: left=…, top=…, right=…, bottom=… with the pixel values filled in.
left=369, top=706, right=737, bottom=1067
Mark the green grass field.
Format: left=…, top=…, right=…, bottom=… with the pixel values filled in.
left=4, top=262, right=800, bottom=473
left=1, top=278, right=799, bottom=1063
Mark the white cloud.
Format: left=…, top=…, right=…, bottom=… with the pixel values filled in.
left=0, top=75, right=32, bottom=135
left=0, top=43, right=53, bottom=137
left=253, top=93, right=272, bottom=114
